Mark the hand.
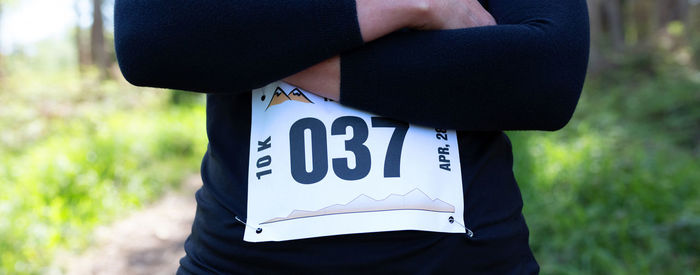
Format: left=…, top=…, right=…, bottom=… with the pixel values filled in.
left=415, top=0, right=496, bottom=30
left=284, top=0, right=496, bottom=101
left=284, top=56, right=341, bottom=101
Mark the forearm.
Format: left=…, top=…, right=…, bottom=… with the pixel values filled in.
left=284, top=56, right=342, bottom=101
left=114, top=0, right=425, bottom=93
left=357, top=0, right=428, bottom=42
left=284, top=0, right=497, bottom=100
left=339, top=0, right=589, bottom=131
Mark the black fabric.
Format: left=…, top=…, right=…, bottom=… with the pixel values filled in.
left=114, top=0, right=589, bottom=273
left=115, top=0, right=363, bottom=93
left=175, top=94, right=539, bottom=274
left=340, top=0, right=589, bottom=131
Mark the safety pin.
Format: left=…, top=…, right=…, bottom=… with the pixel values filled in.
left=448, top=216, right=474, bottom=238
left=235, top=216, right=263, bottom=234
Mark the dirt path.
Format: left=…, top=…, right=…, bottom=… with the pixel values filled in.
left=57, top=175, right=201, bottom=275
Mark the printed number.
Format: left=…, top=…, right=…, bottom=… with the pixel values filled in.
left=436, top=128, right=448, bottom=140
left=371, top=117, right=409, bottom=177
left=332, top=116, right=371, bottom=181
left=289, top=118, right=329, bottom=184
left=288, top=116, right=409, bottom=184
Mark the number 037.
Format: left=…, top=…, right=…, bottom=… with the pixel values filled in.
left=289, top=116, right=408, bottom=184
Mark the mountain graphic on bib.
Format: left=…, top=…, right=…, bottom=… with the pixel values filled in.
left=265, top=87, right=313, bottom=110
left=260, top=188, right=455, bottom=224
left=288, top=88, right=313, bottom=103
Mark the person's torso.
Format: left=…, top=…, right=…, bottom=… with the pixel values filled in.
left=179, top=91, right=537, bottom=273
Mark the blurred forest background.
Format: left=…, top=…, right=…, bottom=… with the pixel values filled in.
left=0, top=0, right=698, bottom=274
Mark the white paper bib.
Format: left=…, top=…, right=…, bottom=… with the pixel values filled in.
left=245, top=81, right=465, bottom=242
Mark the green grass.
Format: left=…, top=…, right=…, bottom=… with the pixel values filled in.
left=0, top=106, right=206, bottom=273
left=0, top=57, right=207, bottom=273
left=510, top=67, right=700, bottom=274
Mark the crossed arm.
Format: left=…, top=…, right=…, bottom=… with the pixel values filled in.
left=284, top=0, right=497, bottom=101
left=115, top=0, right=589, bottom=131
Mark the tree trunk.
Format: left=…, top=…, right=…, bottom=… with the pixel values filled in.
left=603, top=0, right=625, bottom=51
left=677, top=0, right=689, bottom=23
left=0, top=2, right=4, bottom=80
left=633, top=0, right=654, bottom=47
left=91, top=0, right=107, bottom=79
left=75, top=1, right=88, bottom=74
left=587, top=0, right=604, bottom=73
left=655, top=0, right=686, bottom=31
left=659, top=0, right=687, bottom=25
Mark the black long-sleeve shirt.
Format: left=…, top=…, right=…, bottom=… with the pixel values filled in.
left=115, top=0, right=588, bottom=273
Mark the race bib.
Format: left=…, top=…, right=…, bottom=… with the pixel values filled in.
left=245, top=81, right=465, bottom=242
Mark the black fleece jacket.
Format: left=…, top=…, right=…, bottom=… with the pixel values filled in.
left=115, top=0, right=588, bottom=131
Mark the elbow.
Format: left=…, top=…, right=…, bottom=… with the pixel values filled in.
left=115, top=40, right=150, bottom=88
left=114, top=0, right=180, bottom=89
left=114, top=1, right=156, bottom=87
left=538, top=15, right=589, bottom=131
left=525, top=78, right=581, bottom=132
left=113, top=0, right=250, bottom=93
left=542, top=99, right=577, bottom=131
left=540, top=41, right=589, bottom=131
left=537, top=52, right=588, bottom=131
left=115, top=35, right=146, bottom=87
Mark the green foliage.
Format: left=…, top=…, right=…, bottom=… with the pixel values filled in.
left=509, top=66, right=700, bottom=274
left=170, top=89, right=206, bottom=106
left=0, top=54, right=206, bottom=274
